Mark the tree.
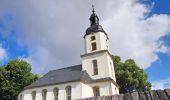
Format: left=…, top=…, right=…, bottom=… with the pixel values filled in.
left=112, top=56, right=151, bottom=93
left=0, top=59, right=39, bottom=100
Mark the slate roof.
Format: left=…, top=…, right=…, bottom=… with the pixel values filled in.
left=85, top=24, right=105, bottom=36
left=25, top=65, right=92, bottom=89
left=84, top=24, right=109, bottom=39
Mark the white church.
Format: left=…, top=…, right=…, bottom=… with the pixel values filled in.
left=18, top=6, right=119, bottom=100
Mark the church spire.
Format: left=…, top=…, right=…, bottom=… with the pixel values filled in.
left=89, top=0, right=99, bottom=26
left=92, top=2, right=95, bottom=14
left=84, top=0, right=107, bottom=38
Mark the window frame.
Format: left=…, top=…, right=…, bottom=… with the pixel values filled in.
left=91, top=42, right=97, bottom=51
left=93, top=86, right=100, bottom=97
left=42, top=89, right=47, bottom=100
left=92, top=60, right=98, bottom=75
left=53, top=88, right=59, bottom=100
left=20, top=94, right=22, bottom=100
left=66, top=86, right=72, bottom=100
left=110, top=62, right=114, bottom=77
left=31, top=91, right=36, bottom=100
left=91, top=36, right=96, bottom=41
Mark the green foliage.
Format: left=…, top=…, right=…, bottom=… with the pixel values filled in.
left=112, top=56, right=151, bottom=93
left=0, top=59, right=40, bottom=100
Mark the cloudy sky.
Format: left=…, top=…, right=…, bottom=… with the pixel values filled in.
left=0, top=0, right=170, bottom=89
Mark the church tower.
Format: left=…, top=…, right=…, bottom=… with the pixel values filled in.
left=81, top=6, right=116, bottom=81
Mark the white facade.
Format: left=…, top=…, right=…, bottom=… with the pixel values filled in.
left=19, top=81, right=119, bottom=100
left=19, top=82, right=82, bottom=100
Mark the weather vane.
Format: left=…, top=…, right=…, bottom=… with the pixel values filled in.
left=92, top=0, right=95, bottom=13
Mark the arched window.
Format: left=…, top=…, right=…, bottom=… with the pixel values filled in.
left=53, top=88, right=59, bottom=100
left=93, top=86, right=100, bottom=97
left=66, top=86, right=72, bottom=100
left=91, top=42, right=97, bottom=51
left=92, top=60, right=98, bottom=75
left=42, top=89, right=47, bottom=100
left=31, top=91, right=36, bottom=100
left=19, top=94, right=22, bottom=100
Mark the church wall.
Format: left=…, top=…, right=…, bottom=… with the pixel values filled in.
left=81, top=81, right=119, bottom=99
left=89, top=81, right=112, bottom=96
left=81, top=81, right=113, bottom=98
left=19, top=81, right=119, bottom=100
left=19, top=81, right=82, bottom=100
left=110, top=82, right=119, bottom=95
left=81, top=83, right=93, bottom=98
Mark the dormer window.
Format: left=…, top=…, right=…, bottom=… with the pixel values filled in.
left=91, top=36, right=96, bottom=41
left=91, top=42, right=97, bottom=51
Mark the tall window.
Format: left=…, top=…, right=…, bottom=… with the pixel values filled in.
left=106, top=39, right=108, bottom=49
left=42, top=89, right=47, bottom=100
left=53, top=88, right=59, bottom=100
left=91, top=36, right=96, bottom=41
left=93, top=87, right=100, bottom=97
left=92, top=60, right=98, bottom=75
left=115, top=88, right=117, bottom=94
left=91, top=42, right=97, bottom=51
left=20, top=94, right=22, bottom=100
left=110, top=62, right=114, bottom=77
left=31, top=91, right=36, bottom=100
left=66, top=86, right=72, bottom=100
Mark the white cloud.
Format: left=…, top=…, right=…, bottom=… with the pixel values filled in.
left=152, top=78, right=170, bottom=90
left=0, top=44, right=7, bottom=61
left=0, top=0, right=170, bottom=74
left=102, top=1, right=170, bottom=69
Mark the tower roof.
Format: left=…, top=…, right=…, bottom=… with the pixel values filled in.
left=90, top=4, right=99, bottom=26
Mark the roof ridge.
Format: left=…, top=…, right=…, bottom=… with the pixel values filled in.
left=49, top=64, right=82, bottom=72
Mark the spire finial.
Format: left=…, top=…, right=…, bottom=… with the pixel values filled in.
left=92, top=0, right=95, bottom=13
left=89, top=0, right=99, bottom=26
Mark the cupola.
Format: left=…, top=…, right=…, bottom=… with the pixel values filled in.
left=84, top=5, right=107, bottom=38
